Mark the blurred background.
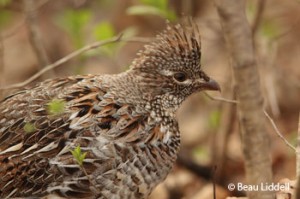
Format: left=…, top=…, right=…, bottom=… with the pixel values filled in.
left=0, top=0, right=300, bottom=198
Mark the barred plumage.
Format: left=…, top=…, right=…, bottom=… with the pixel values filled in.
left=0, top=20, right=220, bottom=199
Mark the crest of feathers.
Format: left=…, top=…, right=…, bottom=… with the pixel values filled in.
left=133, top=19, right=202, bottom=69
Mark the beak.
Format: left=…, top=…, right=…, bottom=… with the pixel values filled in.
left=202, top=78, right=221, bottom=92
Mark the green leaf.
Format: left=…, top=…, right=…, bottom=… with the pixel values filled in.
left=63, top=9, right=91, bottom=33
left=246, top=0, right=256, bottom=19
left=261, top=20, right=279, bottom=39
left=57, top=9, right=91, bottom=48
left=192, top=145, right=210, bottom=163
left=0, top=10, right=12, bottom=28
left=208, top=110, right=221, bottom=130
left=93, top=21, right=115, bottom=41
left=139, top=0, right=168, bottom=10
left=127, top=5, right=165, bottom=17
left=164, top=10, right=177, bottom=21
left=126, top=4, right=177, bottom=21
left=70, top=145, right=87, bottom=166
left=23, top=122, right=36, bottom=133
left=0, top=0, right=11, bottom=6
left=47, top=99, right=66, bottom=115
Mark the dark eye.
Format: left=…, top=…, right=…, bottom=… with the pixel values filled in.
left=173, top=72, right=187, bottom=82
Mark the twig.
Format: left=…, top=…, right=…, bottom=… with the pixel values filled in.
left=79, top=165, right=100, bottom=195
left=264, top=110, right=296, bottom=151
left=205, top=92, right=296, bottom=152
left=204, top=92, right=238, bottom=104
left=252, top=0, right=266, bottom=36
left=212, top=166, right=217, bottom=199
left=0, top=34, right=123, bottom=90
left=23, top=0, right=54, bottom=78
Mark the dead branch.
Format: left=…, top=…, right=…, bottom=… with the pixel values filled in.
left=0, top=34, right=123, bottom=90
left=205, top=93, right=296, bottom=154
left=204, top=92, right=238, bottom=104
left=213, top=1, right=273, bottom=199
left=264, top=111, right=296, bottom=151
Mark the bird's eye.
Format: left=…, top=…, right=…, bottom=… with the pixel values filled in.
left=173, top=72, right=187, bottom=82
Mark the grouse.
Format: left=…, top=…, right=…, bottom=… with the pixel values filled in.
left=0, top=20, right=220, bottom=199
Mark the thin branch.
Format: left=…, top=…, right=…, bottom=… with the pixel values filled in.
left=204, top=92, right=238, bottom=104
left=264, top=110, right=296, bottom=151
left=252, top=0, right=266, bottom=36
left=205, top=92, right=296, bottom=152
left=0, top=34, right=123, bottom=90
left=79, top=165, right=100, bottom=195
left=23, top=0, right=54, bottom=78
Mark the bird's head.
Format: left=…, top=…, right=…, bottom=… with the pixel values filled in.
left=129, top=20, right=220, bottom=112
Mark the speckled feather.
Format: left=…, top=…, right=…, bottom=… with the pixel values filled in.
left=0, top=20, right=219, bottom=199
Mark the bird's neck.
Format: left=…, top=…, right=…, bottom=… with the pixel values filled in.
left=101, top=69, right=183, bottom=120
left=101, top=69, right=154, bottom=107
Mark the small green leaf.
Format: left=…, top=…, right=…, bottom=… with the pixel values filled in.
left=164, top=10, right=177, bottom=21
left=261, top=20, right=279, bottom=39
left=92, top=21, right=118, bottom=56
left=0, top=10, right=12, bottom=28
left=127, top=5, right=165, bottom=17
left=193, top=145, right=210, bottom=163
left=62, top=9, right=91, bottom=34
left=47, top=99, right=66, bottom=115
left=126, top=5, right=176, bottom=21
left=208, top=110, right=221, bottom=130
left=246, top=0, right=256, bottom=19
left=93, top=21, right=115, bottom=41
left=23, top=122, right=36, bottom=133
left=139, top=0, right=168, bottom=10
left=57, top=9, right=91, bottom=48
left=70, top=145, right=87, bottom=166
